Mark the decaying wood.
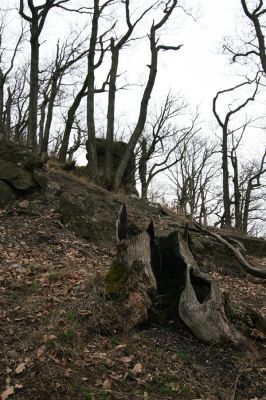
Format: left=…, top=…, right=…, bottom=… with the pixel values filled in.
left=247, top=308, right=266, bottom=335
left=193, top=220, right=266, bottom=279
left=107, top=204, right=249, bottom=346
left=118, top=230, right=157, bottom=292
left=114, top=204, right=156, bottom=330
left=177, top=230, right=245, bottom=345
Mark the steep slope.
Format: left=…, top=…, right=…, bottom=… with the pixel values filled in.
left=0, top=168, right=265, bottom=400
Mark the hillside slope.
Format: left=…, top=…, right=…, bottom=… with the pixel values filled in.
left=0, top=168, right=265, bottom=400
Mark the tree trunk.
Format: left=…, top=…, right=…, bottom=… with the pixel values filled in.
left=28, top=29, right=39, bottom=150
left=139, top=138, right=148, bottom=200
left=86, top=0, right=99, bottom=182
left=38, top=94, right=48, bottom=149
left=59, top=75, right=88, bottom=163
left=222, top=127, right=231, bottom=227
left=231, top=152, right=242, bottom=229
left=4, top=87, right=12, bottom=140
left=242, top=180, right=252, bottom=234
left=0, top=68, right=4, bottom=136
left=114, top=28, right=158, bottom=191
left=41, top=75, right=58, bottom=154
left=105, top=40, right=118, bottom=185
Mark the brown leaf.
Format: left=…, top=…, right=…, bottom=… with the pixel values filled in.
left=24, top=357, right=32, bottom=365
left=120, top=356, right=133, bottom=364
left=43, top=334, right=57, bottom=342
left=132, top=363, right=142, bottom=374
left=15, top=363, right=26, bottom=374
left=102, top=378, right=112, bottom=391
left=36, top=345, right=45, bottom=358
left=1, top=386, right=14, bottom=400
left=115, top=344, right=127, bottom=351
left=15, top=384, right=23, bottom=389
left=110, top=373, right=123, bottom=381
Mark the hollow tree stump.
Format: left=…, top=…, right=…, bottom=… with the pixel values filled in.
left=177, top=230, right=244, bottom=344
left=106, top=204, right=156, bottom=330
left=106, top=204, right=247, bottom=346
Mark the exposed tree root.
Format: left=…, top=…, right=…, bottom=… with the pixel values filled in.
left=192, top=220, right=266, bottom=279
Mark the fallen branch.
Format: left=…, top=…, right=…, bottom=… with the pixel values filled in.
left=192, top=220, right=266, bottom=279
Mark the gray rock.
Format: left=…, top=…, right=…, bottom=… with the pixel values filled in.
left=33, top=169, right=48, bottom=188
left=59, top=192, right=96, bottom=240
left=0, top=180, right=15, bottom=207
left=130, top=194, right=139, bottom=199
left=0, top=139, right=43, bottom=169
left=58, top=190, right=118, bottom=242
left=18, top=200, right=30, bottom=209
left=192, top=238, right=205, bottom=252
left=0, top=160, right=35, bottom=190
left=0, top=139, right=47, bottom=191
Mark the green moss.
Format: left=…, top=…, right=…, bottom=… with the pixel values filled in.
left=105, top=262, right=129, bottom=297
left=177, top=351, right=189, bottom=363
left=180, top=384, right=194, bottom=398
left=98, top=390, right=110, bottom=399
left=48, top=272, right=61, bottom=282
left=58, top=328, right=77, bottom=344
left=31, top=281, right=41, bottom=291
left=157, top=381, right=193, bottom=398
left=66, top=310, right=78, bottom=322
left=83, top=390, right=94, bottom=400
left=158, top=384, right=175, bottom=396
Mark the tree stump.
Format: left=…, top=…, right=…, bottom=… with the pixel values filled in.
left=106, top=204, right=156, bottom=330
left=105, top=204, right=247, bottom=346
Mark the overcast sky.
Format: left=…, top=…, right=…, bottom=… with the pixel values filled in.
left=3, top=0, right=266, bottom=159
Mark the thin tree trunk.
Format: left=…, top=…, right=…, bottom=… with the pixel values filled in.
left=86, top=0, right=99, bottom=182
left=222, top=127, right=231, bottom=227
left=38, top=95, right=48, bottom=149
left=231, top=152, right=241, bottom=229
left=139, top=137, right=148, bottom=200
left=41, top=75, right=58, bottom=154
left=59, top=74, right=88, bottom=163
left=114, top=31, right=158, bottom=190
left=0, top=68, right=4, bottom=136
left=105, top=41, right=118, bottom=184
left=242, top=180, right=252, bottom=233
left=28, top=30, right=39, bottom=150
left=4, top=87, right=12, bottom=139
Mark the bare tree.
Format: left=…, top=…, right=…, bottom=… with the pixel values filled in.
left=105, top=0, right=156, bottom=185
left=58, top=74, right=88, bottom=163
left=0, top=62, right=30, bottom=142
left=213, top=75, right=260, bottom=227
left=224, top=0, right=266, bottom=75
left=137, top=93, right=196, bottom=200
left=19, top=0, right=71, bottom=149
left=113, top=0, right=182, bottom=190
left=39, top=33, right=89, bottom=155
left=0, top=11, right=25, bottom=137
left=168, top=135, right=219, bottom=223
left=59, top=68, right=110, bottom=163
left=241, top=150, right=266, bottom=233
left=86, top=0, right=115, bottom=182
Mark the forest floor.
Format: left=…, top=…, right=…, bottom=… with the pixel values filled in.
left=0, top=169, right=265, bottom=400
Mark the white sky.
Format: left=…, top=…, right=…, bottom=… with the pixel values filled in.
left=2, top=0, right=266, bottom=160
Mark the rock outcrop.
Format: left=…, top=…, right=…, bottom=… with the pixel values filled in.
left=0, top=140, right=47, bottom=206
